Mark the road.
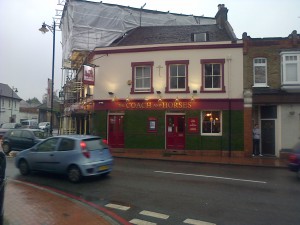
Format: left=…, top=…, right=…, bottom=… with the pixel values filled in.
left=6, top=157, right=300, bottom=225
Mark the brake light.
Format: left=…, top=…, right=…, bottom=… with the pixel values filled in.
left=80, top=141, right=90, bottom=158
left=102, top=139, right=108, bottom=145
left=289, top=154, right=298, bottom=163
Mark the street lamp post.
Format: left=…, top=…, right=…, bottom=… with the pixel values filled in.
left=39, top=21, right=56, bottom=135
left=10, top=86, right=18, bottom=123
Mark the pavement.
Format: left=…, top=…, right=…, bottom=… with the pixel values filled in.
left=3, top=149, right=289, bottom=225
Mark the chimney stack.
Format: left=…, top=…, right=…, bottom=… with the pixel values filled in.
left=215, top=4, right=228, bottom=29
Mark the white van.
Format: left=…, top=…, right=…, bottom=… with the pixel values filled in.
left=21, top=120, right=39, bottom=129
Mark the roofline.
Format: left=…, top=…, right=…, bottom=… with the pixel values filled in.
left=93, top=42, right=243, bottom=55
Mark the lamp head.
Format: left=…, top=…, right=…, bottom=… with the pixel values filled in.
left=39, top=23, right=49, bottom=34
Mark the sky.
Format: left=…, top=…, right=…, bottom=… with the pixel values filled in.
left=0, top=0, right=299, bottom=102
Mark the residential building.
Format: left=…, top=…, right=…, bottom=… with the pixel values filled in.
left=243, top=30, right=300, bottom=158
left=60, top=3, right=245, bottom=156
left=0, top=83, right=22, bottom=125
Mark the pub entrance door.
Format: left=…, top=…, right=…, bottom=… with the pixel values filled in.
left=108, top=115, right=124, bottom=148
left=166, top=114, right=185, bottom=149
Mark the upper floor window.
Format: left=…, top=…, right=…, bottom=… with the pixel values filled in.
left=200, top=59, right=225, bottom=92
left=253, top=58, right=267, bottom=87
left=281, top=52, right=300, bottom=84
left=165, top=60, right=189, bottom=93
left=131, top=62, right=154, bottom=93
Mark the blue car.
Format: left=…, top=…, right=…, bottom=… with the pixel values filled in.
left=14, top=135, right=113, bottom=183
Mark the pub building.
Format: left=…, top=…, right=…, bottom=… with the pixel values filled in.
left=61, top=4, right=246, bottom=157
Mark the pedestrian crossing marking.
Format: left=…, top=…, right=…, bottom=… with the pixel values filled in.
left=105, top=203, right=130, bottom=211
left=184, top=218, right=216, bottom=225
left=130, top=218, right=157, bottom=225
left=140, top=210, right=169, bottom=219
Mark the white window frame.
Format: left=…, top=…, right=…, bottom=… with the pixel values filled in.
left=134, top=65, right=151, bottom=92
left=253, top=57, right=268, bottom=87
left=201, top=111, right=222, bottom=136
left=281, top=51, right=300, bottom=85
left=169, top=64, right=187, bottom=91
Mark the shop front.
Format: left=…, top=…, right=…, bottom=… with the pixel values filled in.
left=92, top=98, right=244, bottom=154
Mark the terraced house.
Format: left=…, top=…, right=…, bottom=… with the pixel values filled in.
left=60, top=1, right=244, bottom=156
left=243, top=30, right=300, bottom=158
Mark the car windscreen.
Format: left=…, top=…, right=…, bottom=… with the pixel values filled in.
left=84, top=138, right=107, bottom=151
left=33, top=131, right=46, bottom=139
left=21, top=121, right=29, bottom=126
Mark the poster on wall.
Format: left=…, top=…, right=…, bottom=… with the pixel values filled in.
left=188, top=118, right=199, bottom=133
left=83, top=65, right=95, bottom=85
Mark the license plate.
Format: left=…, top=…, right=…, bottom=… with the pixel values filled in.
left=99, top=165, right=109, bottom=171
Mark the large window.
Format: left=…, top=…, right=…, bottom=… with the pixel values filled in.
left=253, top=58, right=267, bottom=87
left=201, top=111, right=222, bottom=135
left=165, top=60, right=189, bottom=92
left=201, top=59, right=225, bottom=92
left=131, top=62, right=154, bottom=93
left=281, top=52, right=300, bottom=85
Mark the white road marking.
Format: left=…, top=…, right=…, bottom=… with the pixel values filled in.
left=154, top=170, right=267, bottom=184
left=130, top=218, right=157, bottom=225
left=105, top=203, right=130, bottom=211
left=184, top=218, right=216, bottom=225
left=139, top=210, right=169, bottom=219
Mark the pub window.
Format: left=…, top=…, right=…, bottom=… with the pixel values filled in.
left=200, top=59, right=225, bottom=92
left=131, top=62, right=154, bottom=94
left=201, top=111, right=222, bottom=135
left=165, top=60, right=190, bottom=93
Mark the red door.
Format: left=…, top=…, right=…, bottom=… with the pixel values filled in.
left=108, top=115, right=124, bottom=148
left=166, top=115, right=185, bottom=149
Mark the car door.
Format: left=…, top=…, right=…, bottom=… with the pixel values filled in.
left=28, top=137, right=60, bottom=171
left=8, top=130, right=22, bottom=151
left=20, top=130, right=36, bottom=150
left=53, top=137, right=76, bottom=173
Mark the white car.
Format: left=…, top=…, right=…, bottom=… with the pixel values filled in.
left=38, top=122, right=50, bottom=130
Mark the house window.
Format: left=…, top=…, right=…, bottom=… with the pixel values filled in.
left=165, top=60, right=189, bottom=93
left=131, top=62, right=154, bottom=93
left=200, top=59, right=225, bottom=92
left=201, top=111, right=222, bottom=135
left=281, top=52, right=300, bottom=84
left=253, top=58, right=267, bottom=87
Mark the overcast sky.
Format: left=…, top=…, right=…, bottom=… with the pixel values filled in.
left=0, top=0, right=299, bottom=102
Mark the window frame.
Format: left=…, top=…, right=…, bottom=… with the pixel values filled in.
left=131, top=62, right=154, bottom=94
left=253, top=57, right=268, bottom=87
left=165, top=60, right=190, bottom=93
left=201, top=110, right=222, bottom=136
left=281, top=51, right=300, bottom=85
left=200, top=59, right=225, bottom=93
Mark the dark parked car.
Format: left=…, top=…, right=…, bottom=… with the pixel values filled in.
left=1, top=129, right=47, bottom=155
left=0, top=122, right=21, bottom=139
left=15, top=135, right=113, bottom=183
left=288, top=142, right=300, bottom=178
left=0, top=151, right=6, bottom=225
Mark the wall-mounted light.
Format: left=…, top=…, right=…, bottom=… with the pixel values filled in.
left=156, top=90, right=162, bottom=102
left=175, top=96, right=179, bottom=102
left=191, top=90, right=197, bottom=101
left=126, top=96, right=130, bottom=102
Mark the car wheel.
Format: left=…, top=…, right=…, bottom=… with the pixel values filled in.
left=67, top=165, right=82, bottom=183
left=2, top=144, right=11, bottom=155
left=19, top=160, right=30, bottom=175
